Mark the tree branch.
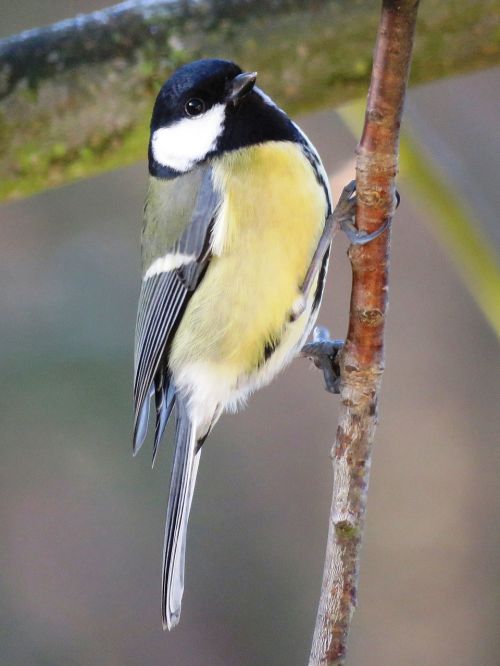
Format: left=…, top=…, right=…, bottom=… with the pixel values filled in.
left=0, top=0, right=498, bottom=202
left=308, top=2, right=419, bottom=664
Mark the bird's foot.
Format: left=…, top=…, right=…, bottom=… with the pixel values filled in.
left=300, top=327, right=344, bottom=394
left=334, top=180, right=400, bottom=245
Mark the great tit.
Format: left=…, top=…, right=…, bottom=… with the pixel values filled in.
left=134, top=58, right=336, bottom=629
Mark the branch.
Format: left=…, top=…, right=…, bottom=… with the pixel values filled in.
left=1, top=0, right=499, bottom=202
left=308, top=2, right=419, bottom=664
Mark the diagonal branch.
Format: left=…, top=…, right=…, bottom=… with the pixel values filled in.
left=308, top=2, right=420, bottom=664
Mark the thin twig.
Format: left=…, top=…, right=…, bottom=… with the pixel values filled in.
left=308, top=2, right=420, bottom=664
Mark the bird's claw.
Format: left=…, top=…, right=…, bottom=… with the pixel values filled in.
left=340, top=216, right=390, bottom=245
left=333, top=180, right=400, bottom=246
left=300, top=327, right=344, bottom=394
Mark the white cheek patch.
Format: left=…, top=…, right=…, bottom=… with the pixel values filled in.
left=144, top=252, right=196, bottom=280
left=151, top=104, right=226, bottom=173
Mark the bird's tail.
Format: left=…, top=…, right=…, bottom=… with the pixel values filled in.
left=162, top=396, right=201, bottom=630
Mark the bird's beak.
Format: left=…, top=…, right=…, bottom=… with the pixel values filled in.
left=226, top=71, right=257, bottom=104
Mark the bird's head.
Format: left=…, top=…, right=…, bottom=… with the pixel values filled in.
left=149, top=59, right=295, bottom=178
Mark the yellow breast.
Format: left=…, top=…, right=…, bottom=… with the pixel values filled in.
left=170, top=141, right=328, bottom=375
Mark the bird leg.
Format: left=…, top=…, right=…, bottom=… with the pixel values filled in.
left=300, top=327, right=344, bottom=394
left=299, top=185, right=400, bottom=390
left=291, top=180, right=393, bottom=321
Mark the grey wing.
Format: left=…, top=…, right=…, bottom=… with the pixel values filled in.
left=133, top=166, right=220, bottom=455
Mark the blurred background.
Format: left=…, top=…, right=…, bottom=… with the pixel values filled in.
left=0, top=3, right=499, bottom=665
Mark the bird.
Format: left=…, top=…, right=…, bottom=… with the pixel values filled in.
left=133, top=58, right=382, bottom=630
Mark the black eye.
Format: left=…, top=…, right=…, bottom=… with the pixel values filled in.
left=184, top=98, right=205, bottom=117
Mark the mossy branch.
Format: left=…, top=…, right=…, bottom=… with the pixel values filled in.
left=1, top=0, right=499, bottom=202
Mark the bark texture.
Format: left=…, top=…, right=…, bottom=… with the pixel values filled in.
left=309, top=2, right=420, bottom=664
left=0, top=0, right=499, bottom=202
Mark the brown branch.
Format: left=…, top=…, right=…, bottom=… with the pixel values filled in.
left=308, top=2, right=420, bottom=664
